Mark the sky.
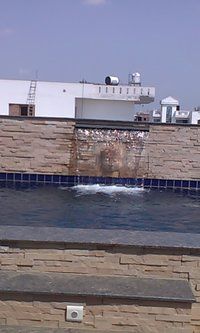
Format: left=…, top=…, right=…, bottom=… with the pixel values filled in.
left=0, top=0, right=200, bottom=109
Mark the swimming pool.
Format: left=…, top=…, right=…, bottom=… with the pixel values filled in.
left=0, top=183, right=199, bottom=233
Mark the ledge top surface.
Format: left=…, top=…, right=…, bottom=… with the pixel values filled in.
left=0, top=271, right=195, bottom=303
left=0, top=226, right=200, bottom=250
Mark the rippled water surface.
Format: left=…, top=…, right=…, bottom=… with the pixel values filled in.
left=0, top=184, right=200, bottom=233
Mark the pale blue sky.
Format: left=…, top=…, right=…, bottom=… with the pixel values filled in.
left=0, top=0, right=200, bottom=109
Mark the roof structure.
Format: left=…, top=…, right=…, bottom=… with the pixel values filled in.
left=161, top=96, right=179, bottom=105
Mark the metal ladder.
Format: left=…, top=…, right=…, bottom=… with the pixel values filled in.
left=27, top=80, right=37, bottom=116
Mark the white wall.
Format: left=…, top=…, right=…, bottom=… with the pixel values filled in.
left=161, top=105, right=177, bottom=123
left=0, top=80, right=82, bottom=118
left=190, top=111, right=200, bottom=124
left=0, top=80, right=30, bottom=115
left=75, top=98, right=134, bottom=121
left=35, top=82, right=79, bottom=117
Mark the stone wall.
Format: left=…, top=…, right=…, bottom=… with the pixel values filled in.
left=0, top=297, right=191, bottom=332
left=0, top=116, right=200, bottom=180
left=0, top=117, right=75, bottom=174
left=146, top=125, right=200, bottom=180
left=0, top=244, right=197, bottom=332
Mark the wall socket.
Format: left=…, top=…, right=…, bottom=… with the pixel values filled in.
left=66, top=305, right=83, bottom=322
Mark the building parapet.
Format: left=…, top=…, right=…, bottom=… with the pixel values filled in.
left=175, top=110, right=190, bottom=119
left=84, top=84, right=155, bottom=103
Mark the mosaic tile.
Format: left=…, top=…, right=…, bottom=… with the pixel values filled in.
left=22, top=174, right=30, bottom=181
left=144, top=179, right=151, bottom=187
left=7, top=173, right=14, bottom=181
left=166, top=179, right=174, bottom=188
left=0, top=173, right=6, bottom=180
left=151, top=179, right=158, bottom=187
left=182, top=180, right=189, bottom=188
left=174, top=180, right=181, bottom=188
left=0, top=172, right=199, bottom=191
left=189, top=181, right=197, bottom=189
left=14, top=173, right=22, bottom=181
left=159, top=179, right=166, bottom=187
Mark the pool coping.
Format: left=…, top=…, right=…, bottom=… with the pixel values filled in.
left=0, top=271, right=195, bottom=303
left=0, top=226, right=200, bottom=251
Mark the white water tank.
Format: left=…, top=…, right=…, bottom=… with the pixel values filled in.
left=132, top=72, right=141, bottom=85
left=105, top=76, right=119, bottom=85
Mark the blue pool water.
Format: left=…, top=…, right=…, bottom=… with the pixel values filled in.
left=0, top=183, right=200, bottom=233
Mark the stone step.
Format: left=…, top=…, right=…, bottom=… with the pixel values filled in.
left=0, top=270, right=195, bottom=303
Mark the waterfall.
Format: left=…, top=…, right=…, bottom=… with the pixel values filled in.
left=74, top=127, right=149, bottom=180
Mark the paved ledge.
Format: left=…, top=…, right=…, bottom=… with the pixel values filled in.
left=0, top=226, right=200, bottom=251
left=1, top=114, right=199, bottom=128
left=0, top=271, right=195, bottom=303
left=0, top=326, right=131, bottom=333
left=75, top=121, right=149, bottom=131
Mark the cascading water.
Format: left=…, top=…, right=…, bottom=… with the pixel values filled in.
left=74, top=127, right=149, bottom=181
left=74, top=129, right=81, bottom=185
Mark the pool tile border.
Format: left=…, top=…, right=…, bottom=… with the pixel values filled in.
left=0, top=172, right=199, bottom=190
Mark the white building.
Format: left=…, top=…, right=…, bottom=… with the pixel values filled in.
left=149, top=96, right=200, bottom=125
left=0, top=74, right=155, bottom=121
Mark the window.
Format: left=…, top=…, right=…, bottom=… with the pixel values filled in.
left=98, top=87, right=101, bottom=93
left=113, top=87, right=115, bottom=93
left=119, top=87, right=122, bottom=94
left=127, top=88, right=129, bottom=94
left=20, top=106, right=28, bottom=116
left=106, top=87, right=108, bottom=93
left=176, top=119, right=188, bottom=124
left=154, top=118, right=161, bottom=123
left=166, top=106, right=172, bottom=123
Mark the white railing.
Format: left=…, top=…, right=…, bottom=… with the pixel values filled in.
left=175, top=111, right=190, bottom=118
left=152, top=110, right=161, bottom=117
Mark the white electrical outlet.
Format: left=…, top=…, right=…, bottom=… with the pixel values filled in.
left=66, top=305, right=83, bottom=322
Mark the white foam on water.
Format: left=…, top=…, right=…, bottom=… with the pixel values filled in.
left=71, top=184, right=145, bottom=195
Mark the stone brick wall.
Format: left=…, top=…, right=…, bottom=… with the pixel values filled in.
left=0, top=118, right=75, bottom=174
left=146, top=125, right=200, bottom=180
left=0, top=244, right=199, bottom=332
left=0, top=116, right=200, bottom=179
left=0, top=297, right=191, bottom=332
